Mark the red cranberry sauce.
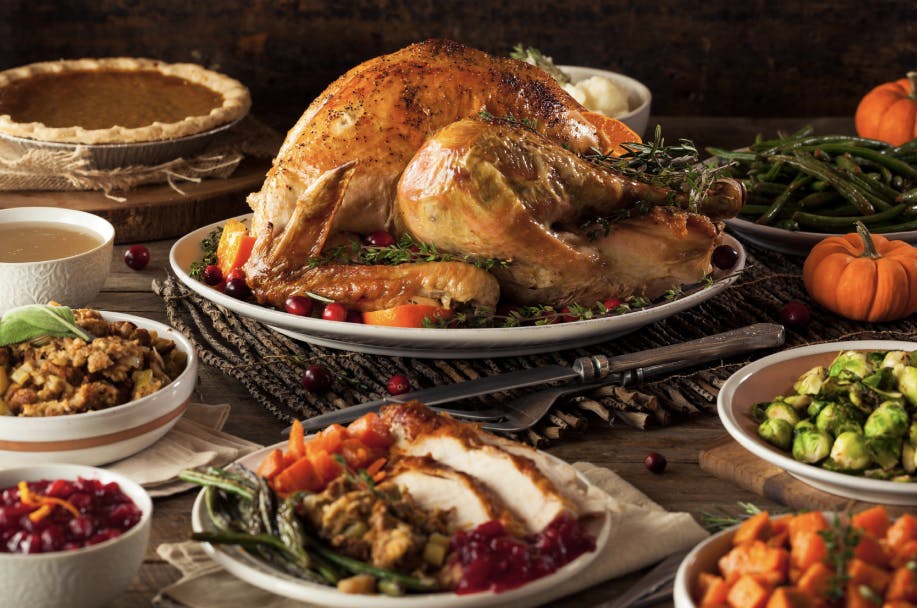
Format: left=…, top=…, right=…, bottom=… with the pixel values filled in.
left=0, top=477, right=142, bottom=554
left=450, top=512, right=596, bottom=594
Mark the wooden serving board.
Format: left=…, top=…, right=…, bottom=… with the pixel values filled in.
left=699, top=437, right=911, bottom=516
left=0, top=157, right=270, bottom=244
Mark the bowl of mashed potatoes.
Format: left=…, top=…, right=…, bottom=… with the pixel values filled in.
left=560, top=65, right=652, bottom=138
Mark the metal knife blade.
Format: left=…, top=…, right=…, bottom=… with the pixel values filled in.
left=294, top=323, right=785, bottom=433
left=597, top=548, right=690, bottom=608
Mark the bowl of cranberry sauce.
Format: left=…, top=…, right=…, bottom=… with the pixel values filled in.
left=0, top=464, right=152, bottom=608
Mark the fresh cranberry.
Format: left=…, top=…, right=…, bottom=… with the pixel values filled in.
left=387, top=373, right=411, bottom=395
left=123, top=245, right=150, bottom=270
left=301, top=365, right=332, bottom=393
left=284, top=295, right=313, bottom=317
left=644, top=452, right=667, bottom=474
left=202, top=264, right=223, bottom=286
left=346, top=310, right=364, bottom=324
left=779, top=301, right=810, bottom=330
left=224, top=277, right=251, bottom=300
left=227, top=267, right=246, bottom=282
left=321, top=302, right=348, bottom=322
left=558, top=306, right=578, bottom=323
left=711, top=244, right=739, bottom=270
left=363, top=230, right=395, bottom=247
left=603, top=297, right=624, bottom=313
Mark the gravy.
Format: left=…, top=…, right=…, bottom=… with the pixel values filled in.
left=0, top=222, right=104, bottom=262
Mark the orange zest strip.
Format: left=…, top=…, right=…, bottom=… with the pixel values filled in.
left=18, top=480, right=82, bottom=521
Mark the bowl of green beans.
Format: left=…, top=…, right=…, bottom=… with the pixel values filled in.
left=708, top=129, right=917, bottom=256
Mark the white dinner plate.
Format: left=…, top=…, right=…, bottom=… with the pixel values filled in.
left=191, top=443, right=612, bottom=608
left=725, top=217, right=917, bottom=257
left=170, top=215, right=746, bottom=358
left=717, top=340, right=917, bottom=505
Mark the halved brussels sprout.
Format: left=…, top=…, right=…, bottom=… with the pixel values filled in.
left=864, top=402, right=909, bottom=439
left=815, top=402, right=865, bottom=437
left=792, top=429, right=832, bottom=464
left=758, top=418, right=794, bottom=451
left=828, top=351, right=873, bottom=380
left=899, top=366, right=917, bottom=407
left=764, top=401, right=802, bottom=426
left=827, top=431, right=871, bottom=471
left=866, top=436, right=903, bottom=470
left=794, top=366, right=826, bottom=395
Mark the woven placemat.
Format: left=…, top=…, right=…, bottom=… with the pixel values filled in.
left=153, top=239, right=917, bottom=446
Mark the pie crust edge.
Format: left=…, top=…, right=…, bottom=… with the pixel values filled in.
left=0, top=57, right=252, bottom=145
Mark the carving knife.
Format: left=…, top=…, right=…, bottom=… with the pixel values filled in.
left=293, top=323, right=785, bottom=433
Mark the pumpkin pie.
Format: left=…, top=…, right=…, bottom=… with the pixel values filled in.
left=0, top=57, right=251, bottom=145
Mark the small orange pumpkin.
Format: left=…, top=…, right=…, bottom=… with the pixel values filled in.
left=802, top=221, right=917, bottom=322
left=855, top=71, right=917, bottom=146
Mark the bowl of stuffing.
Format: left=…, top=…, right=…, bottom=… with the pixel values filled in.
left=0, top=207, right=115, bottom=313
left=0, top=463, right=152, bottom=608
left=0, top=306, right=197, bottom=465
left=560, top=65, right=652, bottom=139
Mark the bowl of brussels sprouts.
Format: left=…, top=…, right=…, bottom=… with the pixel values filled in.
left=718, top=340, right=917, bottom=505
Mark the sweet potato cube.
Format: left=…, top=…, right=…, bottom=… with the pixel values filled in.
left=788, top=512, right=828, bottom=545
left=791, top=531, right=828, bottom=571
left=699, top=577, right=732, bottom=607
left=735, top=512, right=774, bottom=545
left=765, top=586, right=814, bottom=608
left=887, top=514, right=917, bottom=553
left=847, top=558, right=891, bottom=594
left=719, top=541, right=790, bottom=584
left=854, top=533, right=890, bottom=569
left=888, top=566, right=917, bottom=603
left=727, top=574, right=771, bottom=608
left=796, top=562, right=833, bottom=600
left=891, top=540, right=917, bottom=569
left=851, top=506, right=890, bottom=540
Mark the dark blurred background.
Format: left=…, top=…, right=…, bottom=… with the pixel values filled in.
left=1, top=0, right=914, bottom=131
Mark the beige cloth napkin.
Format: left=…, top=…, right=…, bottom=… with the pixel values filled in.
left=106, top=403, right=261, bottom=497
left=153, top=461, right=709, bottom=607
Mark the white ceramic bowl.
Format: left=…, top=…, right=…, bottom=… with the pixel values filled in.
left=0, top=310, right=198, bottom=466
left=0, top=464, right=152, bottom=608
left=560, top=65, right=652, bottom=138
left=0, top=207, right=114, bottom=313
left=717, top=340, right=917, bottom=505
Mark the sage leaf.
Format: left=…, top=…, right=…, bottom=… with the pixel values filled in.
left=0, top=305, right=92, bottom=346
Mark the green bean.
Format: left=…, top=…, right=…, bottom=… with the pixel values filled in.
left=276, top=497, right=316, bottom=574
left=757, top=173, right=810, bottom=225
left=308, top=540, right=438, bottom=592
left=807, top=143, right=917, bottom=177
left=178, top=468, right=255, bottom=501
left=898, top=188, right=917, bottom=204
left=793, top=203, right=906, bottom=230
left=771, top=153, right=875, bottom=215
left=739, top=204, right=773, bottom=216
left=798, top=191, right=843, bottom=209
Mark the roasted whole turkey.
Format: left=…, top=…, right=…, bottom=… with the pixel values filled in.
left=244, top=39, right=745, bottom=314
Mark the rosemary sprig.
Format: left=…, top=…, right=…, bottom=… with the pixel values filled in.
left=508, top=44, right=571, bottom=84
left=699, top=502, right=767, bottom=533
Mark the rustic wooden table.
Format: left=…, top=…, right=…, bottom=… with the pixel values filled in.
left=87, top=116, right=855, bottom=607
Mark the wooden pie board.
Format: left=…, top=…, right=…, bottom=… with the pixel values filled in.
left=0, top=157, right=270, bottom=244
left=699, top=437, right=911, bottom=516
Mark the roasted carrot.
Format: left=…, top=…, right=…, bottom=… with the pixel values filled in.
left=256, top=448, right=285, bottom=480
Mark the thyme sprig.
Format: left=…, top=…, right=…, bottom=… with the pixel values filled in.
left=699, top=502, right=767, bottom=533
left=820, top=512, right=861, bottom=601
left=478, top=109, right=540, bottom=133
left=190, top=226, right=224, bottom=280
left=307, top=233, right=508, bottom=273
